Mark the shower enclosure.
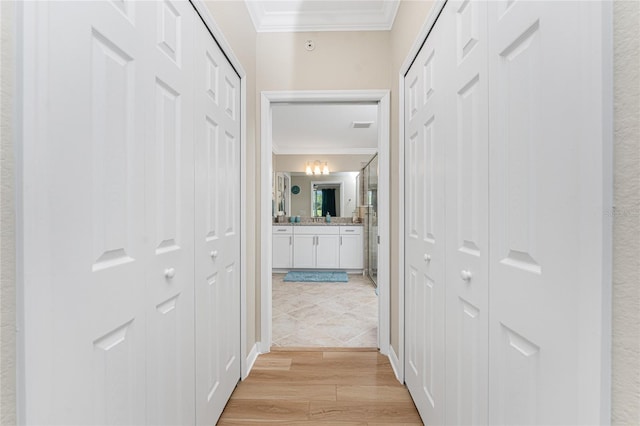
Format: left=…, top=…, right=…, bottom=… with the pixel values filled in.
left=363, top=155, right=378, bottom=286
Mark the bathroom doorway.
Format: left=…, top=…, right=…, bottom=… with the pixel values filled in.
left=260, top=90, right=391, bottom=354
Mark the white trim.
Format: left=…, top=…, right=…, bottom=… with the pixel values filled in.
left=599, top=2, right=613, bottom=422
left=397, top=0, right=447, bottom=384
left=189, top=0, right=250, bottom=383
left=244, top=0, right=399, bottom=33
left=274, top=147, right=378, bottom=156
left=261, top=90, right=390, bottom=355
left=588, top=1, right=613, bottom=423
left=260, top=92, right=273, bottom=353
left=377, top=91, right=390, bottom=356
left=388, top=344, right=402, bottom=383
left=243, top=342, right=261, bottom=380
left=16, top=1, right=35, bottom=423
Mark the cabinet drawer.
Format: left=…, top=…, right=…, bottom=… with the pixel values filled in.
left=339, top=226, right=362, bottom=235
left=293, top=226, right=339, bottom=235
left=272, top=226, right=293, bottom=234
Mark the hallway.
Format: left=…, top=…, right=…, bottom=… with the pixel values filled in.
left=218, top=349, right=421, bottom=424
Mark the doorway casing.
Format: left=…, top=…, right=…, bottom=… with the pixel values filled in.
left=260, top=90, right=391, bottom=354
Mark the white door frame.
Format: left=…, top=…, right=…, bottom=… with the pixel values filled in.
left=260, top=90, right=391, bottom=355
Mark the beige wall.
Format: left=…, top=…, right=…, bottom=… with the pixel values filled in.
left=202, top=1, right=259, bottom=350
left=612, top=1, right=640, bottom=424
left=0, top=1, right=16, bottom=424
left=257, top=31, right=391, bottom=91
left=388, top=0, right=435, bottom=356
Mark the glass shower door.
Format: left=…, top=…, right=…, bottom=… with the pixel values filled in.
left=367, top=155, right=378, bottom=286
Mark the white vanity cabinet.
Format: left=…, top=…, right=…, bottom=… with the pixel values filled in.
left=293, top=226, right=340, bottom=269
left=273, top=224, right=364, bottom=270
left=339, top=226, right=364, bottom=269
left=272, top=226, right=293, bottom=269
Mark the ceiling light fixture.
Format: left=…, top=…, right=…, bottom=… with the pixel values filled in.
left=305, top=160, right=330, bottom=176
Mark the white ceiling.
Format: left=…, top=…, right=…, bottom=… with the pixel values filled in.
left=245, top=0, right=400, bottom=32
left=272, top=103, right=378, bottom=155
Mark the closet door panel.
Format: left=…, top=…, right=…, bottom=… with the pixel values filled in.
left=404, top=10, right=447, bottom=424
left=488, top=1, right=608, bottom=424
left=22, top=1, right=152, bottom=423
left=194, top=15, right=242, bottom=425
left=145, top=1, right=195, bottom=424
left=445, top=1, right=489, bottom=425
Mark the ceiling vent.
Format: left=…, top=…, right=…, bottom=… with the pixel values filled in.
left=352, top=121, right=374, bottom=129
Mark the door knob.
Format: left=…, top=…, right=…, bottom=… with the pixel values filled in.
left=424, top=254, right=431, bottom=262
left=164, top=268, right=176, bottom=279
left=460, top=269, right=472, bottom=281
left=210, top=250, right=219, bottom=259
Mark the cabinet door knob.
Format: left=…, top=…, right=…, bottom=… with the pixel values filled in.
left=460, top=269, right=472, bottom=281
left=164, top=268, right=176, bottom=279
left=424, top=254, right=431, bottom=262
left=210, top=250, right=219, bottom=259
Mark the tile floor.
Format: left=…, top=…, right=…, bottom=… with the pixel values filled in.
left=271, top=273, right=378, bottom=347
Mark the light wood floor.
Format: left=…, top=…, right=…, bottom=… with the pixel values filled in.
left=218, top=348, right=423, bottom=425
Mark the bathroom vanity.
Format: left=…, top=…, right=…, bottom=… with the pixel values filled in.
left=272, top=224, right=363, bottom=271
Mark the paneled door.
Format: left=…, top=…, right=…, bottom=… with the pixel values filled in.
left=21, top=1, right=242, bottom=424
left=487, top=1, right=609, bottom=424
left=145, top=1, right=196, bottom=424
left=403, top=8, right=447, bottom=424
left=22, top=1, right=153, bottom=423
left=194, top=12, right=242, bottom=425
left=404, top=0, right=609, bottom=424
left=444, top=1, right=489, bottom=424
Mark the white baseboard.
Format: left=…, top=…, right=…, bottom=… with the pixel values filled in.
left=243, top=342, right=260, bottom=380
left=388, top=344, right=403, bottom=384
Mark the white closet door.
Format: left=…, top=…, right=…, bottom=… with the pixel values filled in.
left=194, top=14, right=242, bottom=425
left=145, top=1, right=195, bottom=424
left=487, top=2, right=609, bottom=424
left=403, top=10, right=447, bottom=424
left=22, top=1, right=152, bottom=423
left=444, top=1, right=489, bottom=425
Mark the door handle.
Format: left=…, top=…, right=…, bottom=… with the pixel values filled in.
left=289, top=236, right=292, bottom=245
left=164, top=268, right=176, bottom=279
left=340, top=236, right=343, bottom=245
left=460, top=269, right=472, bottom=281
left=424, top=254, right=431, bottom=262
left=210, top=250, right=219, bottom=259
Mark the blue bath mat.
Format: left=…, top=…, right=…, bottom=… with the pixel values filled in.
left=284, top=271, right=348, bottom=283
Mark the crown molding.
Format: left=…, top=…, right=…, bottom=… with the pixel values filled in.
left=245, top=1, right=399, bottom=33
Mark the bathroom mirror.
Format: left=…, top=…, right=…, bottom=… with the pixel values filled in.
left=284, top=171, right=359, bottom=217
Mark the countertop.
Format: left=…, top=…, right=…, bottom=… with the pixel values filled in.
left=273, top=222, right=363, bottom=226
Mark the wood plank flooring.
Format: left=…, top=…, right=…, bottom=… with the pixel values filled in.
left=218, top=348, right=423, bottom=425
